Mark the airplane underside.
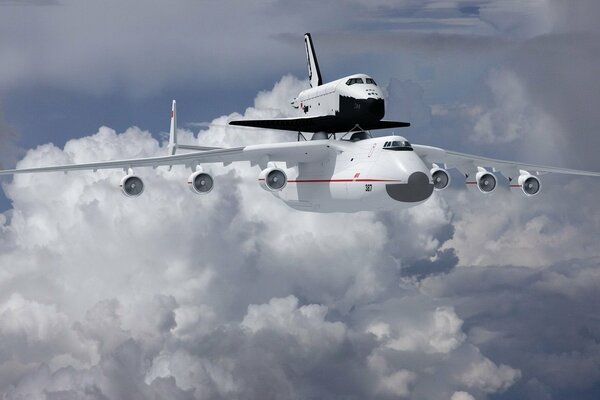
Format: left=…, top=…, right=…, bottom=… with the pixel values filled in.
left=276, top=175, right=435, bottom=213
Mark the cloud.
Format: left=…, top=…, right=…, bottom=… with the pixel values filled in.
left=0, top=0, right=560, bottom=98
left=0, top=0, right=60, bottom=5
left=0, top=75, right=530, bottom=399
left=420, top=259, right=600, bottom=397
left=2, top=1, right=600, bottom=396
left=451, top=391, right=475, bottom=400
left=240, top=295, right=346, bottom=349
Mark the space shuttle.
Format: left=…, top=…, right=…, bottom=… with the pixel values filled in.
left=229, top=33, right=410, bottom=135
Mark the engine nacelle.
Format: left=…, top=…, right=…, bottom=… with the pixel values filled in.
left=258, top=167, right=287, bottom=192
left=475, top=170, right=497, bottom=194
left=517, top=173, right=541, bottom=196
left=188, top=171, right=214, bottom=194
left=120, top=174, right=144, bottom=197
left=430, top=167, right=451, bottom=191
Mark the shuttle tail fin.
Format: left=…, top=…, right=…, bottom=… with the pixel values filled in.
left=304, top=33, right=322, bottom=88
left=168, top=100, right=177, bottom=155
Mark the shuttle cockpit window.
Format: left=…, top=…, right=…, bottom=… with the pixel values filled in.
left=346, top=78, right=364, bottom=85
left=383, top=140, right=413, bottom=151
left=365, top=78, right=377, bottom=85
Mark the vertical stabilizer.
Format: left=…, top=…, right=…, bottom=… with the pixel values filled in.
left=304, top=33, right=322, bottom=87
left=167, top=100, right=177, bottom=155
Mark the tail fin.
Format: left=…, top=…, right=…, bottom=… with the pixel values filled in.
left=304, top=33, right=322, bottom=88
left=167, top=100, right=177, bottom=155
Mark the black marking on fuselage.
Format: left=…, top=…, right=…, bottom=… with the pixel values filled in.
left=385, top=172, right=433, bottom=202
left=338, top=96, right=385, bottom=123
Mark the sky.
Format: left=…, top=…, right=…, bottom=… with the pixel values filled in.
left=0, top=0, right=600, bottom=399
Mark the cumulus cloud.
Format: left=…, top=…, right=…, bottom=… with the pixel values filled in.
left=0, top=76, right=530, bottom=399
left=2, top=2, right=600, bottom=398
left=451, top=391, right=475, bottom=400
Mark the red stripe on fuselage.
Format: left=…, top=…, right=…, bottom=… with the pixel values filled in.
left=257, top=178, right=402, bottom=183
left=287, top=178, right=402, bottom=183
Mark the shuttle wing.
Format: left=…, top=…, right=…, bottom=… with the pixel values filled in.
left=229, top=116, right=410, bottom=133
left=0, top=141, right=340, bottom=176
left=413, top=144, right=600, bottom=178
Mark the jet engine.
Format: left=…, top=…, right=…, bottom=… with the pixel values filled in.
left=120, top=174, right=144, bottom=197
left=259, top=167, right=287, bottom=192
left=430, top=167, right=450, bottom=191
left=475, top=170, right=497, bottom=193
left=188, top=171, right=214, bottom=194
left=518, top=173, right=541, bottom=196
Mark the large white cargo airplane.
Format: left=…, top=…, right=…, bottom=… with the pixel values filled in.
left=1, top=33, right=599, bottom=213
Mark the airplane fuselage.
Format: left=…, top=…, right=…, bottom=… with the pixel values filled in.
left=262, top=135, right=434, bottom=212
left=292, top=73, right=386, bottom=127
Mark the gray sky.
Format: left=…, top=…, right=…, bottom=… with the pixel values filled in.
left=1, top=1, right=600, bottom=399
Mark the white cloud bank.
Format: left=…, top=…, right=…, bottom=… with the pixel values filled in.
left=4, top=12, right=600, bottom=391
left=0, top=76, right=533, bottom=399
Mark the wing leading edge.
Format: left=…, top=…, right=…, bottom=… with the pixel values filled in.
left=413, top=144, right=600, bottom=178
left=0, top=141, right=340, bottom=176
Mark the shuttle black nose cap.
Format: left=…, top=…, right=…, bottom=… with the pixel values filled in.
left=385, top=172, right=434, bottom=202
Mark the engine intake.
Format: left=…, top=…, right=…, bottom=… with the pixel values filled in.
left=476, top=170, right=497, bottom=193
left=518, top=174, right=541, bottom=196
left=259, top=167, right=287, bottom=192
left=120, top=174, right=144, bottom=197
left=188, top=172, right=214, bottom=194
left=431, top=167, right=450, bottom=190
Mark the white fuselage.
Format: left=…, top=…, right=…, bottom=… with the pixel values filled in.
left=292, top=74, right=385, bottom=121
left=263, top=135, right=433, bottom=212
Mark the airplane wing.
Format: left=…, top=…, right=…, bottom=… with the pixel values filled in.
left=229, top=116, right=410, bottom=133
left=412, top=144, right=600, bottom=178
left=0, top=141, right=340, bottom=176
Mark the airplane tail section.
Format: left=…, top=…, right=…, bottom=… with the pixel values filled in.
left=166, top=100, right=222, bottom=154
left=304, top=33, right=322, bottom=88
left=168, top=100, right=177, bottom=155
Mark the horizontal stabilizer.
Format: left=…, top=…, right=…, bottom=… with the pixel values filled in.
left=229, top=116, right=410, bottom=133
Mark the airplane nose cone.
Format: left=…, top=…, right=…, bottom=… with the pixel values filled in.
left=385, top=172, right=434, bottom=203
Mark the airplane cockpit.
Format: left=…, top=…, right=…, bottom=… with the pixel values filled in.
left=383, top=139, right=413, bottom=151
left=345, top=77, right=378, bottom=86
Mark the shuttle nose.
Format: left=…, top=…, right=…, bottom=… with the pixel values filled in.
left=385, top=172, right=434, bottom=203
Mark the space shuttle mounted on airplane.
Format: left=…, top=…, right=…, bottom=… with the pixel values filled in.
left=229, top=33, right=410, bottom=135
left=1, top=33, right=600, bottom=213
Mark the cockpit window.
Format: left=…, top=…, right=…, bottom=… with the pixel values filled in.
left=365, top=78, right=377, bottom=85
left=346, top=78, right=364, bottom=85
left=383, top=140, right=413, bottom=151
